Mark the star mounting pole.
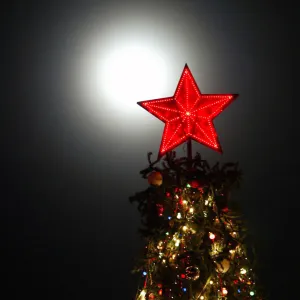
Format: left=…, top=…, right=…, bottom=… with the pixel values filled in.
left=137, top=64, right=238, bottom=159
left=187, top=138, right=192, bottom=159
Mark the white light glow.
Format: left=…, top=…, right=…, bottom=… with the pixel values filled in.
left=100, top=45, right=167, bottom=112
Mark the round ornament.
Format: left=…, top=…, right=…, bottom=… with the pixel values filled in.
left=189, top=179, right=201, bottom=188
left=148, top=171, right=163, bottom=186
left=216, top=258, right=230, bottom=273
left=185, top=266, right=200, bottom=281
left=148, top=293, right=155, bottom=299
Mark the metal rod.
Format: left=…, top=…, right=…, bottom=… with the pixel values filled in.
left=187, top=139, right=192, bottom=162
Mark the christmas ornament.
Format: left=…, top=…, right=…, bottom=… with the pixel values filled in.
left=188, top=179, right=208, bottom=189
left=189, top=179, right=201, bottom=188
left=148, top=171, right=163, bottom=186
left=138, top=64, right=238, bottom=158
left=185, top=266, right=200, bottom=280
left=216, top=258, right=230, bottom=273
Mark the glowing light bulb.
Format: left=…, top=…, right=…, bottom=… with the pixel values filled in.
left=139, top=289, right=146, bottom=300
left=157, top=241, right=163, bottom=249
left=221, top=287, right=228, bottom=295
left=209, top=280, right=213, bottom=284
left=209, top=232, right=215, bottom=240
left=182, top=200, right=187, bottom=205
left=189, top=207, right=194, bottom=213
left=177, top=212, right=182, bottom=219
left=200, top=296, right=204, bottom=299
left=250, top=291, right=255, bottom=296
left=240, top=268, right=247, bottom=274
left=175, top=239, right=180, bottom=247
left=182, top=225, right=188, bottom=231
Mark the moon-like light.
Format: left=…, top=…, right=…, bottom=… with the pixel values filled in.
left=99, top=45, right=168, bottom=113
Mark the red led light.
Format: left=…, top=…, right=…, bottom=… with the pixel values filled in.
left=137, top=64, right=238, bottom=158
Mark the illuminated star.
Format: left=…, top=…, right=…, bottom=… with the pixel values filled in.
left=138, top=64, right=238, bottom=158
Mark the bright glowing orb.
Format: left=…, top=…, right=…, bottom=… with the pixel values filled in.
left=100, top=45, right=167, bottom=112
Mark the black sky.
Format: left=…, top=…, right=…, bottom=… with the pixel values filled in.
left=3, top=1, right=297, bottom=299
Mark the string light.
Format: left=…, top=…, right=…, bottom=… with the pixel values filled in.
left=221, top=287, right=228, bottom=296
left=209, top=232, right=215, bottom=240
left=138, top=289, right=146, bottom=300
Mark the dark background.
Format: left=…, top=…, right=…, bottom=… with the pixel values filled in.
left=3, top=1, right=296, bottom=299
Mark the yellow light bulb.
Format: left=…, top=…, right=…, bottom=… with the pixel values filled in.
left=138, top=289, right=146, bottom=300
left=209, top=280, right=213, bottom=284
left=182, top=225, right=188, bottom=231
left=189, top=207, right=194, bottom=213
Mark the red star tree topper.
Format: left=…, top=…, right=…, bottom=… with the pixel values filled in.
left=138, top=64, right=238, bottom=158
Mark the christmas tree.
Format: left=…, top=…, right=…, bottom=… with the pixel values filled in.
left=130, top=65, right=265, bottom=299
